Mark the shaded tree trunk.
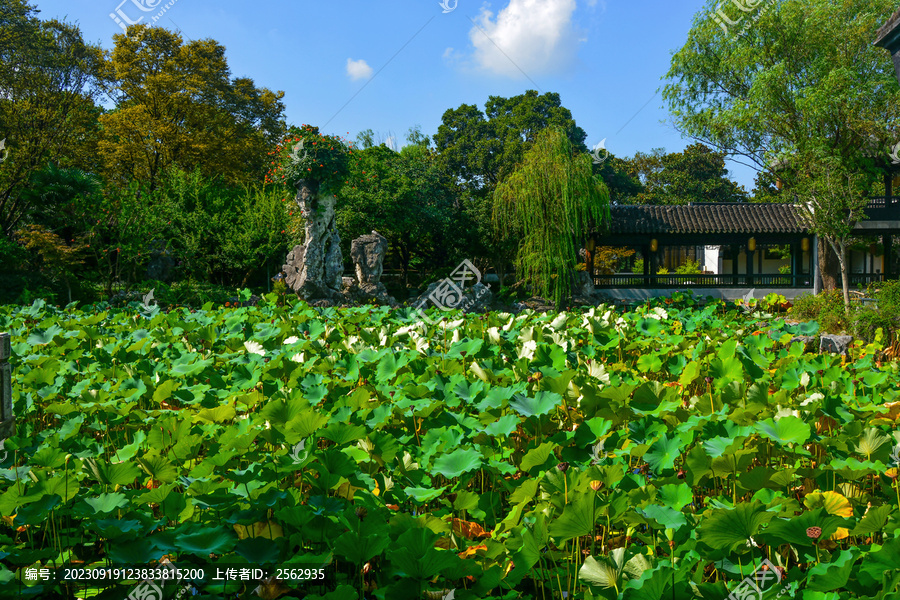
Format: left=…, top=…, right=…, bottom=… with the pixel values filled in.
left=825, top=238, right=852, bottom=312
left=818, top=239, right=842, bottom=291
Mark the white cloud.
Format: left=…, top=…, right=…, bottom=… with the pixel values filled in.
left=346, top=58, right=373, bottom=81
left=468, top=0, right=579, bottom=78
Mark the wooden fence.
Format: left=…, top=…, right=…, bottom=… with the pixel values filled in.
left=0, top=333, right=13, bottom=440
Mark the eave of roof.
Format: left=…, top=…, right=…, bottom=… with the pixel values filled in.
left=608, top=203, right=807, bottom=235
left=875, top=7, right=900, bottom=52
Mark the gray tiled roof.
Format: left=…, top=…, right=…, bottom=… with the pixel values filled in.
left=609, top=203, right=807, bottom=234
left=875, top=7, right=900, bottom=50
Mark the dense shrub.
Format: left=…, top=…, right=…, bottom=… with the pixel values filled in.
left=791, top=290, right=850, bottom=333
left=853, top=280, right=900, bottom=342
left=675, top=259, right=702, bottom=275
left=792, top=283, right=900, bottom=342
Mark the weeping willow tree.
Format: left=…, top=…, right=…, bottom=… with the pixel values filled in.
left=493, top=126, right=610, bottom=308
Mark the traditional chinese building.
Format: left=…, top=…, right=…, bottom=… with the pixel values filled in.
left=587, top=199, right=899, bottom=300
left=875, top=6, right=900, bottom=83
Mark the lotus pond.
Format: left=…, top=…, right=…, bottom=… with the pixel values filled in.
left=1, top=295, right=900, bottom=600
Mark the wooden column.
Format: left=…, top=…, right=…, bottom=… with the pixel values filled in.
left=791, top=242, right=799, bottom=287
left=885, top=234, right=894, bottom=279
left=0, top=333, right=13, bottom=441
left=731, top=245, right=739, bottom=286
left=747, top=247, right=755, bottom=286
left=643, top=245, right=651, bottom=288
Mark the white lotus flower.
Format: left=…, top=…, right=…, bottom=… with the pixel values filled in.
left=801, top=392, right=824, bottom=406
left=243, top=340, right=265, bottom=356
left=284, top=336, right=300, bottom=345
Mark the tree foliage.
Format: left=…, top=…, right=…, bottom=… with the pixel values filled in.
left=337, top=143, right=469, bottom=284
left=494, top=127, right=610, bottom=308
left=619, top=143, right=748, bottom=204
left=0, top=0, right=103, bottom=237
left=14, top=224, right=87, bottom=303
left=434, top=91, right=588, bottom=280
left=98, top=25, right=287, bottom=189
left=663, top=0, right=900, bottom=305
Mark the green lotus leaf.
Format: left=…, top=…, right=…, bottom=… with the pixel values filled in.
left=26, top=324, right=64, bottom=346
left=549, top=492, right=597, bottom=542
left=638, top=504, right=687, bottom=529
left=196, top=405, right=236, bottom=424
left=850, top=504, right=891, bottom=536
left=447, top=338, right=483, bottom=359
left=636, top=319, right=662, bottom=336
left=657, top=484, right=693, bottom=511
left=644, top=434, right=681, bottom=474
left=175, top=526, right=237, bottom=555
left=107, top=537, right=168, bottom=565
left=520, top=442, right=557, bottom=473
left=403, top=486, right=445, bottom=503
left=806, top=548, right=858, bottom=592
left=83, top=493, right=130, bottom=514
left=387, top=527, right=460, bottom=580
left=377, top=352, right=411, bottom=381
left=320, top=422, right=367, bottom=446
left=697, top=502, right=772, bottom=553
left=137, top=455, right=178, bottom=483
left=332, top=518, right=391, bottom=564
left=477, top=385, right=519, bottom=411
left=755, top=416, right=811, bottom=446
left=14, top=494, right=60, bottom=526
left=509, top=391, right=562, bottom=418
left=756, top=508, right=842, bottom=548
left=482, top=414, right=519, bottom=437
left=431, top=448, right=483, bottom=479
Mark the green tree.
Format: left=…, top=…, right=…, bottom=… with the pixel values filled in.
left=663, top=0, right=900, bottom=303
left=0, top=0, right=103, bottom=237
left=620, top=143, right=748, bottom=204
left=434, top=91, right=588, bottom=282
left=793, top=150, right=877, bottom=309
left=494, top=127, right=610, bottom=308
left=155, top=167, right=292, bottom=287
left=15, top=224, right=87, bottom=304
left=338, top=142, right=468, bottom=285
left=99, top=25, right=287, bottom=189
left=593, top=155, right=643, bottom=205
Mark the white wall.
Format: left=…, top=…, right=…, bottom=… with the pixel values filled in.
left=703, top=247, right=720, bottom=274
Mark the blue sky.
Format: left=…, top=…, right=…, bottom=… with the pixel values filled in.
left=32, top=0, right=759, bottom=191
